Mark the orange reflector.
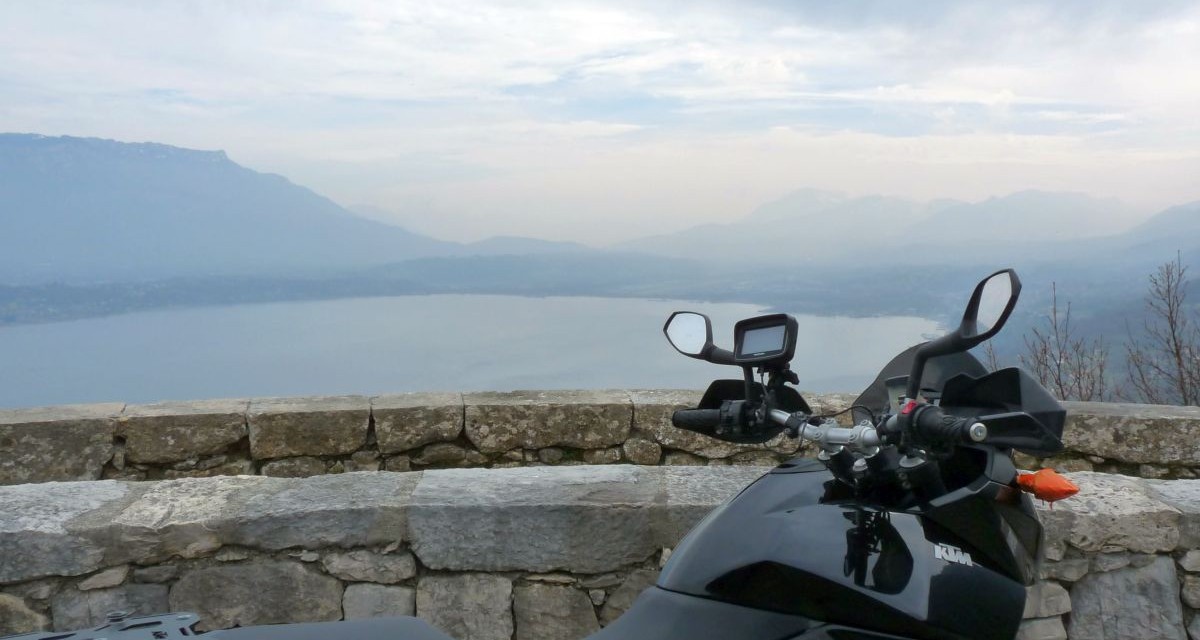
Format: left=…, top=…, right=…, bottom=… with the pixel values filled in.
left=1016, top=468, right=1079, bottom=503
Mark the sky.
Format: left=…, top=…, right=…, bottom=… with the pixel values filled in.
left=2, top=0, right=1199, bottom=244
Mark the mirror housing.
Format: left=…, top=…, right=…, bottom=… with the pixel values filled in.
left=663, top=311, right=738, bottom=366
left=906, top=269, right=1022, bottom=400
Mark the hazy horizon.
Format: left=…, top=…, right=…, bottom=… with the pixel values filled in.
left=3, top=1, right=1199, bottom=243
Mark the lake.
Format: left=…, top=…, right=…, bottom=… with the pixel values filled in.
left=0, top=295, right=941, bottom=408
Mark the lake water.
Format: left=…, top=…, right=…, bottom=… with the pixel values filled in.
left=0, top=295, right=941, bottom=408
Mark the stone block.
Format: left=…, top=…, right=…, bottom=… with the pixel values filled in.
left=169, top=560, right=342, bottom=630
left=408, top=466, right=658, bottom=573
left=343, top=583, right=415, bottom=619
left=463, top=390, right=631, bottom=454
left=1061, top=401, right=1200, bottom=465
left=373, top=393, right=463, bottom=454
left=161, top=459, right=253, bottom=479
left=0, top=480, right=132, bottom=583
left=0, top=403, right=120, bottom=484
left=655, top=466, right=770, bottom=545
left=582, top=447, right=622, bottom=465
left=413, top=443, right=486, bottom=467
left=248, top=396, right=369, bottom=459
left=261, top=457, right=327, bottom=478
left=0, top=593, right=49, bottom=636
left=628, top=390, right=797, bottom=458
left=1023, top=581, right=1070, bottom=618
left=598, top=569, right=658, bottom=626
left=118, top=400, right=247, bottom=464
left=1066, top=555, right=1184, bottom=640
left=1015, top=617, right=1067, bottom=640
left=1146, top=479, right=1200, bottom=548
left=514, top=584, right=599, bottom=640
left=622, top=438, right=661, bottom=465
left=321, top=549, right=416, bottom=583
left=416, top=574, right=512, bottom=640
left=51, top=583, right=168, bottom=630
left=78, top=565, right=129, bottom=591
left=1037, top=472, right=1180, bottom=557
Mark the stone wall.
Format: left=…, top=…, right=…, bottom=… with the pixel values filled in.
left=0, top=391, right=856, bottom=486
left=2, top=391, right=1199, bottom=486
left=2, top=467, right=1200, bottom=640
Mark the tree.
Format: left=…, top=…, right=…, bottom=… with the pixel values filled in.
left=1124, top=254, right=1200, bottom=406
left=1020, top=283, right=1111, bottom=401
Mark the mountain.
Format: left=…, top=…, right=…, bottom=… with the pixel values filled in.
left=617, top=189, right=1145, bottom=266
left=0, top=134, right=462, bottom=283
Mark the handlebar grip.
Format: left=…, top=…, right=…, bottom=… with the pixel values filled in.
left=672, top=409, right=722, bottom=431
left=912, top=407, right=971, bottom=444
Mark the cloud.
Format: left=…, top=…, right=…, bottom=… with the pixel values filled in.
left=0, top=0, right=1198, bottom=242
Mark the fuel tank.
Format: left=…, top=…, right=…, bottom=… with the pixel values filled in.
left=657, top=460, right=1026, bottom=640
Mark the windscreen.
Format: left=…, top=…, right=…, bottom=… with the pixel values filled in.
left=739, top=325, right=786, bottom=356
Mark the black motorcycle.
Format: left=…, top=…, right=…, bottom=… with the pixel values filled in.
left=15, top=269, right=1070, bottom=640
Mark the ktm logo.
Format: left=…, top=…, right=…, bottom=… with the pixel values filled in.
left=933, top=543, right=974, bottom=567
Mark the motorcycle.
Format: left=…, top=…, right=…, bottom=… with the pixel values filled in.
left=13, top=269, right=1074, bottom=640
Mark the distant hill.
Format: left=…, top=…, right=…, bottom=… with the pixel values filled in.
left=616, top=189, right=1143, bottom=265
left=0, top=134, right=467, bottom=282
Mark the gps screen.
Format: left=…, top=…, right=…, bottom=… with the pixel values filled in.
left=739, top=325, right=787, bottom=356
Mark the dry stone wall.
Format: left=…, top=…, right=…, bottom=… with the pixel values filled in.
left=0, top=391, right=858, bottom=486
left=3, top=391, right=1200, bottom=486
left=3, top=467, right=1200, bottom=640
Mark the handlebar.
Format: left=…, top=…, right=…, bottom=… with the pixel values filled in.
left=671, top=409, right=722, bottom=430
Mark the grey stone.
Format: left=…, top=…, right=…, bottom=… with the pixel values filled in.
left=582, top=448, right=622, bottom=465
left=1091, top=553, right=1131, bottom=573
left=1037, top=472, right=1180, bottom=558
left=628, top=390, right=798, bottom=458
left=663, top=451, right=706, bottom=466
left=161, top=459, right=253, bottom=479
left=599, top=569, right=658, bottom=626
left=0, top=480, right=131, bottom=583
left=169, top=560, right=342, bottom=630
left=1040, top=558, right=1089, bottom=582
left=1023, top=581, right=1070, bottom=618
left=416, top=574, right=513, bottom=640
left=1140, top=464, right=1171, bottom=479
left=247, top=396, right=369, bottom=459
left=1016, top=617, right=1068, bottom=640
left=409, top=466, right=659, bottom=573
left=1181, top=550, right=1200, bottom=572
left=525, top=574, right=574, bottom=585
left=0, top=593, right=49, bottom=636
left=346, top=450, right=381, bottom=472
left=1061, top=401, right=1200, bottom=465
left=261, top=457, right=327, bottom=478
left=78, top=565, right=129, bottom=591
left=108, top=472, right=418, bottom=556
left=656, top=466, right=770, bottom=544
left=729, top=451, right=781, bottom=466
left=1147, top=479, right=1200, bottom=548
left=0, top=403, right=121, bottom=484
left=413, top=443, right=487, bottom=467
left=622, top=438, right=661, bottom=465
left=51, top=583, right=168, bottom=630
left=343, top=583, right=415, bottom=619
left=132, top=565, right=179, bottom=584
left=538, top=447, right=565, bottom=464
left=214, top=547, right=252, bottom=562
left=1066, top=555, right=1184, bottom=640
left=463, top=390, right=632, bottom=454
left=384, top=456, right=412, bottom=472
left=321, top=550, right=416, bottom=583
left=5, top=579, right=59, bottom=602
left=514, top=584, right=600, bottom=640
left=373, top=393, right=464, bottom=454
left=589, top=589, right=606, bottom=606
left=119, top=400, right=247, bottom=464
left=1042, top=457, right=1094, bottom=473
left=1184, top=575, right=1200, bottom=609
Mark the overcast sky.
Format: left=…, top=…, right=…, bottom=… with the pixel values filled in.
left=2, top=0, right=1198, bottom=243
